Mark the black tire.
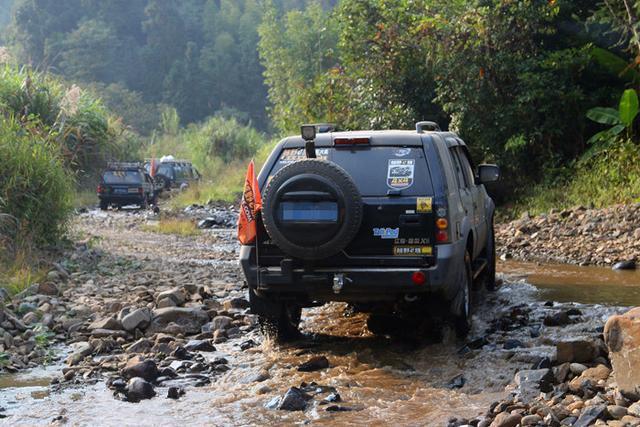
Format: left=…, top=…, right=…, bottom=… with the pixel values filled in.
left=249, top=287, right=301, bottom=342
left=453, top=250, right=473, bottom=338
left=140, top=196, right=148, bottom=210
left=262, top=159, right=363, bottom=260
left=484, top=219, right=497, bottom=291
left=99, top=200, right=108, bottom=211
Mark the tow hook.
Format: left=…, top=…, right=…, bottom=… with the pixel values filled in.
left=332, top=274, right=351, bottom=294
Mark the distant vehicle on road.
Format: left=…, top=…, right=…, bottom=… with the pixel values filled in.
left=145, top=156, right=201, bottom=190
left=97, top=162, right=159, bottom=210
left=239, top=122, right=500, bottom=341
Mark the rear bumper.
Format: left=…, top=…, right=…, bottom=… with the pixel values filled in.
left=239, top=243, right=462, bottom=302
left=98, top=194, right=145, bottom=204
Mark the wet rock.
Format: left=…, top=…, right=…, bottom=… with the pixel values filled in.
left=37, top=282, right=59, bottom=296
left=446, top=374, right=466, bottom=389
left=605, top=307, right=640, bottom=397
left=184, top=339, right=216, bottom=352
left=66, top=341, right=93, bottom=366
left=532, top=356, right=551, bottom=370
left=210, top=316, right=233, bottom=332
left=88, top=316, right=122, bottom=331
left=167, top=386, right=185, bottom=399
left=513, top=369, right=554, bottom=403
left=298, top=356, right=329, bottom=372
left=325, top=405, right=353, bottom=412
left=147, top=307, right=209, bottom=335
left=612, top=260, right=636, bottom=270
left=171, top=346, right=191, bottom=360
left=223, top=298, right=250, bottom=310
left=121, top=308, right=151, bottom=332
left=569, top=363, right=588, bottom=375
left=503, top=339, right=524, bottom=350
left=324, top=392, right=341, bottom=403
left=573, top=404, right=606, bottom=427
left=239, top=339, right=257, bottom=351
left=544, top=311, right=570, bottom=327
left=556, top=340, right=599, bottom=363
left=276, top=387, right=311, bottom=411
left=126, top=377, right=156, bottom=402
left=122, top=357, right=159, bottom=382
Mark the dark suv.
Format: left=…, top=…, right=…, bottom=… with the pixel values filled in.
left=240, top=122, right=499, bottom=340
left=145, top=159, right=201, bottom=190
left=97, top=163, right=159, bottom=210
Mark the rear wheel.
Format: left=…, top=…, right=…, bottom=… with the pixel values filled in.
left=140, top=196, right=148, bottom=210
left=99, top=200, right=108, bottom=211
left=453, top=250, right=473, bottom=338
left=249, top=287, right=301, bottom=342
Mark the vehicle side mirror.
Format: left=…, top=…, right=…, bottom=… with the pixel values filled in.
left=477, top=164, right=500, bottom=184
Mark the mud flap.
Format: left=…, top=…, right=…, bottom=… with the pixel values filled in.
left=450, top=283, right=465, bottom=317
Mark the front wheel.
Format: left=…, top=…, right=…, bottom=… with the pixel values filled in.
left=484, top=220, right=497, bottom=291
left=453, top=250, right=473, bottom=338
left=249, top=287, right=301, bottom=343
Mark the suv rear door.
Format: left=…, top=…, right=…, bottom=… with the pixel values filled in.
left=265, top=145, right=436, bottom=266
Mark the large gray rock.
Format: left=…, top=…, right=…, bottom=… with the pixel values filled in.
left=147, top=307, right=209, bottom=335
left=122, top=357, right=159, bottom=382
left=126, top=377, right=156, bottom=402
left=66, top=341, right=93, bottom=366
left=512, top=369, right=554, bottom=403
left=573, top=405, right=606, bottom=427
left=88, top=316, right=122, bottom=331
left=155, top=287, right=187, bottom=307
left=121, top=308, right=152, bottom=332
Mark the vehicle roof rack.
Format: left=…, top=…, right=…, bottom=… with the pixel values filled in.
left=313, top=123, right=337, bottom=133
left=415, top=121, right=441, bottom=133
left=144, top=158, right=193, bottom=164
left=107, top=161, right=143, bottom=170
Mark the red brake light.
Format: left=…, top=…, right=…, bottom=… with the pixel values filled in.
left=97, top=185, right=104, bottom=194
left=334, top=137, right=370, bottom=145
left=412, top=271, right=426, bottom=285
left=436, top=230, right=448, bottom=242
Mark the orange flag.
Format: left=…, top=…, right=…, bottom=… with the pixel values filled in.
left=237, top=160, right=262, bottom=244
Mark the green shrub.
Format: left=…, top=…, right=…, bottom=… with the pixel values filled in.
left=0, top=116, right=73, bottom=246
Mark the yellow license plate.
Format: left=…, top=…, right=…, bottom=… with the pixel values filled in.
left=393, top=245, right=433, bottom=256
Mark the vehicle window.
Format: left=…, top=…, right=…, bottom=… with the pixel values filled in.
left=457, top=147, right=476, bottom=187
left=157, top=164, right=174, bottom=178
left=102, top=170, right=143, bottom=184
left=270, top=146, right=434, bottom=197
left=449, top=148, right=468, bottom=189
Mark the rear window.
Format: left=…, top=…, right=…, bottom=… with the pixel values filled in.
left=270, top=146, right=433, bottom=197
left=102, top=170, right=143, bottom=184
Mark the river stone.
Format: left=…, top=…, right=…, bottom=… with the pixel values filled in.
left=612, top=260, right=636, bottom=270
left=121, top=308, right=152, bottom=332
left=277, top=387, right=311, bottom=411
left=569, top=363, right=588, bottom=375
left=0, top=288, right=9, bottom=301
left=126, top=338, right=153, bottom=354
left=628, top=402, right=640, bottom=418
left=184, top=339, right=216, bottom=352
left=513, top=369, right=554, bottom=404
left=22, top=312, right=39, bottom=325
left=573, top=404, right=606, bottom=427
left=147, top=307, right=209, bottom=335
left=556, top=340, right=599, bottom=363
left=520, top=414, right=542, bottom=426
left=608, top=405, right=628, bottom=420
left=122, top=357, right=159, bottom=382
left=37, top=282, right=59, bottom=296
left=126, top=377, right=156, bottom=402
left=88, top=316, right=122, bottom=331
left=489, top=412, right=521, bottom=427
left=211, top=316, right=233, bottom=332
left=605, top=307, right=640, bottom=397
left=155, top=287, right=187, bottom=307
left=66, top=341, right=93, bottom=366
left=298, top=356, right=330, bottom=372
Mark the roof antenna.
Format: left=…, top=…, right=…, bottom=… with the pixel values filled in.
left=301, top=124, right=317, bottom=159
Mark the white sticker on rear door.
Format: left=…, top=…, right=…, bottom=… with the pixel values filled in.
left=387, top=159, right=415, bottom=190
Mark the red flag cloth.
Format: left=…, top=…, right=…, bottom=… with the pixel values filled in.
left=150, top=158, right=156, bottom=177
left=237, top=160, right=262, bottom=244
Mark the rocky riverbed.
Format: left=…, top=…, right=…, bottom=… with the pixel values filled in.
left=497, top=204, right=640, bottom=268
left=0, top=206, right=635, bottom=426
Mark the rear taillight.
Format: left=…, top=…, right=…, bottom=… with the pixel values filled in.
left=97, top=185, right=104, bottom=194
left=412, top=271, right=426, bottom=285
left=435, top=204, right=450, bottom=243
left=138, top=187, right=144, bottom=194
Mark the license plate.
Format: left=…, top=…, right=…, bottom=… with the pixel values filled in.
left=114, top=188, right=127, bottom=194
left=128, top=188, right=139, bottom=193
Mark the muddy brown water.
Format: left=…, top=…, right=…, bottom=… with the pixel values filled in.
left=0, top=218, right=635, bottom=426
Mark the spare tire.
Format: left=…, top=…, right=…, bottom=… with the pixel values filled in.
left=262, top=159, right=363, bottom=260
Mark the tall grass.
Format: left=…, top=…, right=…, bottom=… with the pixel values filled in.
left=0, top=116, right=73, bottom=246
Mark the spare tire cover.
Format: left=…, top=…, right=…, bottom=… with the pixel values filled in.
left=262, top=159, right=363, bottom=260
